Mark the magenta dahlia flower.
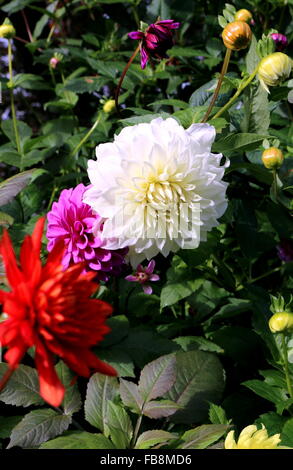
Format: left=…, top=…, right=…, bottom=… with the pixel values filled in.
left=128, top=19, right=180, bottom=69
left=46, top=183, right=127, bottom=281
left=271, top=33, right=288, bottom=52
left=125, top=260, right=160, bottom=294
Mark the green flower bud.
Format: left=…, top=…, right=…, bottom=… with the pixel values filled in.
left=269, top=312, right=293, bottom=333
left=0, top=23, right=16, bottom=39
left=262, top=147, right=284, bottom=169
left=258, top=52, right=292, bottom=93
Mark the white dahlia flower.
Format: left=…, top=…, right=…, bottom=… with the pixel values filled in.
left=83, top=117, right=229, bottom=267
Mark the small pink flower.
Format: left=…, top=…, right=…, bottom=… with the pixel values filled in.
left=271, top=33, right=288, bottom=52
left=125, top=260, right=160, bottom=294
left=49, top=57, right=59, bottom=69
left=128, top=19, right=180, bottom=69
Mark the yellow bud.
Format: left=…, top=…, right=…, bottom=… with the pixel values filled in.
left=0, top=23, right=16, bottom=39
left=222, top=21, right=252, bottom=51
left=258, top=52, right=292, bottom=93
left=269, top=312, right=293, bottom=333
left=103, top=99, right=116, bottom=114
left=262, top=147, right=284, bottom=169
left=234, top=9, right=253, bottom=23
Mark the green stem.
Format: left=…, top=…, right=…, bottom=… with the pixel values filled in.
left=202, top=48, right=232, bottom=123
left=273, top=169, right=278, bottom=200
left=247, top=266, right=281, bottom=284
left=8, top=39, right=22, bottom=158
left=70, top=113, right=102, bottom=157
left=115, top=44, right=140, bottom=114
left=212, top=65, right=259, bottom=120
left=281, top=334, right=293, bottom=399
left=132, top=5, right=140, bottom=27
left=131, top=413, right=143, bottom=448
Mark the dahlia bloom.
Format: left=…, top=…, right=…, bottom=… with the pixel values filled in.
left=0, top=218, right=116, bottom=407
left=125, top=259, right=160, bottom=294
left=46, top=183, right=127, bottom=281
left=83, top=118, right=228, bottom=267
left=128, top=20, right=180, bottom=69
left=225, top=425, right=283, bottom=449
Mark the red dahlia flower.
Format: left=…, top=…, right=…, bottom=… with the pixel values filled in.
left=0, top=217, right=116, bottom=407
left=128, top=19, right=180, bottom=69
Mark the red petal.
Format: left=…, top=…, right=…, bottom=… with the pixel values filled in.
left=31, top=217, right=46, bottom=254
left=35, top=340, right=65, bottom=407
left=0, top=230, right=23, bottom=289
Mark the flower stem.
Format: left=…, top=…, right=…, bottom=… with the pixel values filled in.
left=131, top=413, right=143, bottom=448
left=281, top=333, right=293, bottom=399
left=202, top=48, right=232, bottom=123
left=8, top=39, right=21, bottom=158
left=0, top=366, right=15, bottom=394
left=212, top=65, right=259, bottom=120
left=115, top=44, right=140, bottom=114
left=70, top=113, right=102, bottom=157
left=272, top=169, right=278, bottom=201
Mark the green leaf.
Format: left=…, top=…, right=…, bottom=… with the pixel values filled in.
left=174, top=336, right=224, bottom=354
left=212, top=133, right=271, bottom=154
left=55, top=362, right=82, bottom=416
left=12, top=74, right=50, bottom=90
left=119, top=379, right=143, bottom=414
left=138, top=354, right=176, bottom=402
left=63, top=77, right=108, bottom=94
left=246, top=35, right=260, bottom=74
left=7, top=409, right=72, bottom=449
left=255, top=412, right=287, bottom=436
left=107, top=402, right=133, bottom=449
left=120, top=327, right=180, bottom=369
left=120, top=113, right=170, bottom=127
left=0, top=169, right=40, bottom=207
left=168, top=46, right=207, bottom=58
left=135, top=430, right=176, bottom=449
left=2, top=120, right=32, bottom=152
left=241, top=84, right=270, bottom=135
left=208, top=403, right=229, bottom=425
left=179, top=424, right=228, bottom=449
left=0, top=416, right=22, bottom=439
left=165, top=350, right=225, bottom=423
left=100, top=315, right=129, bottom=347
left=243, top=380, right=288, bottom=408
left=143, top=399, right=180, bottom=419
left=2, top=0, right=38, bottom=14
left=40, top=431, right=115, bottom=449
left=281, top=418, right=293, bottom=447
left=0, top=364, right=44, bottom=407
left=96, top=347, right=135, bottom=378
left=148, top=99, right=189, bottom=109
left=147, top=0, right=170, bottom=20
left=84, top=374, right=119, bottom=434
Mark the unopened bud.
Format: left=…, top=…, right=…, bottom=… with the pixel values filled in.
left=262, top=147, right=284, bottom=169
left=269, top=312, right=293, bottom=333
left=49, top=57, right=59, bottom=69
left=234, top=9, right=253, bottom=24
left=103, top=99, right=116, bottom=113
left=271, top=33, right=288, bottom=52
left=222, top=21, right=252, bottom=51
left=0, top=23, right=16, bottom=39
left=258, top=52, right=292, bottom=93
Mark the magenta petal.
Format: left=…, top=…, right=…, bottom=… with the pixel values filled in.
left=145, top=259, right=155, bottom=274
left=128, top=31, right=144, bottom=40
left=149, top=274, right=160, bottom=281
left=142, top=284, right=152, bottom=295
left=125, top=275, right=138, bottom=282
left=140, top=46, right=149, bottom=69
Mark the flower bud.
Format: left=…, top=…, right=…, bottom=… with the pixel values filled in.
left=271, top=33, right=288, bottom=52
left=103, top=99, right=116, bottom=113
left=49, top=57, right=59, bottom=69
left=0, top=23, right=16, bottom=39
left=269, top=312, right=293, bottom=333
left=258, top=52, right=292, bottom=93
left=234, top=9, right=253, bottom=24
left=222, top=21, right=252, bottom=50
left=262, top=147, right=284, bottom=169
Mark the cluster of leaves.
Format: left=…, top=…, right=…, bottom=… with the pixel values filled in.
left=0, top=0, right=293, bottom=450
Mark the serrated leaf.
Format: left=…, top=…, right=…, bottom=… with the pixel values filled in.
left=2, top=120, right=32, bottom=151
left=63, top=77, right=108, bottom=94
left=208, top=403, right=229, bottom=425
left=55, top=362, right=81, bottom=415
left=243, top=380, right=288, bottom=408
left=174, top=336, right=224, bottom=354
left=135, top=430, right=176, bottom=449
left=7, top=409, right=71, bottom=449
left=212, top=133, right=271, bottom=154
left=96, top=347, right=135, bottom=378
left=84, top=374, right=119, bottom=434
left=179, top=424, right=228, bottom=449
left=165, top=350, right=225, bottom=423
left=107, top=402, right=133, bottom=449
left=138, top=354, right=176, bottom=403
left=119, top=379, right=143, bottom=414
left=0, top=170, right=39, bottom=207
left=143, top=399, right=180, bottom=419
left=0, top=364, right=44, bottom=407
left=281, top=418, right=293, bottom=447
left=241, top=84, right=270, bottom=135
left=148, top=99, right=189, bottom=109
left=40, top=431, right=115, bottom=449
